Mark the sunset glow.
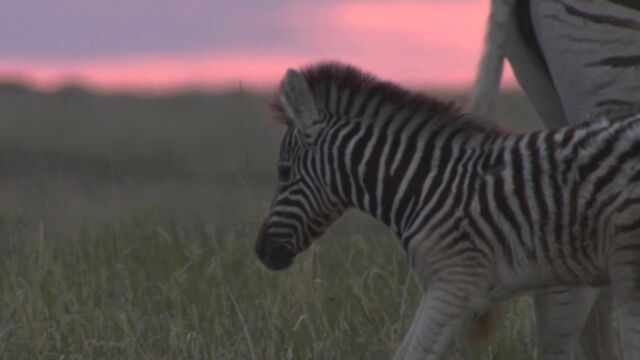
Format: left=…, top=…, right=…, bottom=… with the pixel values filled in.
left=0, top=53, right=311, bottom=93
left=0, top=1, right=517, bottom=93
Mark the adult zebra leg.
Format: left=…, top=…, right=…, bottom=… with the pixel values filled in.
left=534, top=286, right=600, bottom=359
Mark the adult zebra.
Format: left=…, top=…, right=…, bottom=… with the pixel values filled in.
left=256, top=62, right=640, bottom=360
left=470, top=0, right=640, bottom=125
left=469, top=1, right=640, bottom=358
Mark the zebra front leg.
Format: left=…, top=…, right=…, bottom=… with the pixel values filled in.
left=534, top=286, right=600, bottom=360
left=394, top=296, right=428, bottom=360
left=396, top=282, right=490, bottom=360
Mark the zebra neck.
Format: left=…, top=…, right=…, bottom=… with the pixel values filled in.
left=331, top=120, right=487, bottom=241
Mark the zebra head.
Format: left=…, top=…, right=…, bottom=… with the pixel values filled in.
left=256, top=69, right=345, bottom=270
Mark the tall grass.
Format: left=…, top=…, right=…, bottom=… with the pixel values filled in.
left=0, top=82, right=542, bottom=359
left=0, top=214, right=536, bottom=359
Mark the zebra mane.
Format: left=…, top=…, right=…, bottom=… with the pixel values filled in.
left=272, top=61, right=492, bottom=132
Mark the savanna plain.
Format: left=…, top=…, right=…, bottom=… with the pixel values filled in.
left=0, top=81, right=555, bottom=359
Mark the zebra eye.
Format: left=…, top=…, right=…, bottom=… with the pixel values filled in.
left=278, top=164, right=292, bottom=182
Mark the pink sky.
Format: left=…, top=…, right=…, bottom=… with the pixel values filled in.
left=0, top=1, right=516, bottom=93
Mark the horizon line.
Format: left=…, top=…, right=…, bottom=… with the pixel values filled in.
left=0, top=53, right=519, bottom=95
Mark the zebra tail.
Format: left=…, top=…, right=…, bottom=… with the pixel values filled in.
left=467, top=0, right=517, bottom=118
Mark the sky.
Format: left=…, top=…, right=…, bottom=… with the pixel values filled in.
left=0, top=0, right=516, bottom=92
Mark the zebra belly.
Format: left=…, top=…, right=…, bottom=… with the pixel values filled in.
left=491, top=258, right=608, bottom=303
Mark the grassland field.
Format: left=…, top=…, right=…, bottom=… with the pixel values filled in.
left=0, top=81, right=551, bottom=359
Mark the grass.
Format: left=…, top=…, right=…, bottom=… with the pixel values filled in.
left=0, top=82, right=543, bottom=359
left=0, top=215, right=536, bottom=359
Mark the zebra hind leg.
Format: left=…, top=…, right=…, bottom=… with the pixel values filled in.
left=578, top=288, right=621, bottom=360
left=393, top=296, right=428, bottom=360
left=609, top=225, right=640, bottom=359
left=610, top=261, right=640, bottom=359
left=534, top=286, right=601, bottom=360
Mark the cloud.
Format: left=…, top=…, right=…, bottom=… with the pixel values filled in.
left=278, top=1, right=516, bottom=88
left=0, top=0, right=516, bottom=91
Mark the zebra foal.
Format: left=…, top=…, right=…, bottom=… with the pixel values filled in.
left=255, top=62, right=640, bottom=359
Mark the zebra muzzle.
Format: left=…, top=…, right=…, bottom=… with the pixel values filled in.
left=256, top=228, right=296, bottom=271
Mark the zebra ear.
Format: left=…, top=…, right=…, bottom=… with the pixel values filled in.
left=281, top=69, right=321, bottom=139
